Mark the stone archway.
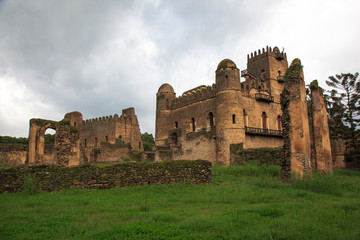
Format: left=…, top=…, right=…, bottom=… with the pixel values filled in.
left=28, top=119, right=58, bottom=165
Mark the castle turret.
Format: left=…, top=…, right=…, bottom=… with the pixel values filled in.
left=215, top=59, right=244, bottom=164
left=155, top=83, right=176, bottom=147
left=245, top=46, right=288, bottom=102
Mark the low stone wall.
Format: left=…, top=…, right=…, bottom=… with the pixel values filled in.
left=0, top=160, right=212, bottom=193
left=230, top=143, right=283, bottom=165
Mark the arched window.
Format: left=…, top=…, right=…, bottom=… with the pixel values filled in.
left=175, top=121, right=178, bottom=128
left=95, top=137, right=98, bottom=147
left=74, top=122, right=76, bottom=127
left=232, top=114, right=236, bottom=124
left=243, top=109, right=248, bottom=127
left=119, top=135, right=122, bottom=140
left=139, top=142, right=141, bottom=149
left=105, top=136, right=108, bottom=142
left=209, top=112, right=214, bottom=127
left=191, top=118, right=195, bottom=132
left=262, top=112, right=267, bottom=129
left=277, top=115, right=282, bottom=130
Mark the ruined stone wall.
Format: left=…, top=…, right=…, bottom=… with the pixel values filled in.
left=81, top=116, right=118, bottom=147
left=309, top=80, right=333, bottom=173
left=0, top=144, right=27, bottom=165
left=331, top=138, right=346, bottom=169
left=0, top=160, right=212, bottom=193
left=115, top=108, right=143, bottom=152
left=280, top=59, right=312, bottom=180
left=85, top=140, right=132, bottom=163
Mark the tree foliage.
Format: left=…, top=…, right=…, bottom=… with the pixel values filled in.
left=0, top=136, right=28, bottom=144
left=44, top=134, right=55, bottom=145
left=141, top=132, right=155, bottom=151
left=324, top=72, right=360, bottom=162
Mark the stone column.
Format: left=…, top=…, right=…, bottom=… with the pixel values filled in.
left=280, top=59, right=312, bottom=180
left=310, top=80, right=333, bottom=173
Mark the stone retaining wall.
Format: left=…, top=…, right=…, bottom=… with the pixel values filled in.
left=0, top=160, right=212, bottom=193
left=230, top=143, right=283, bottom=165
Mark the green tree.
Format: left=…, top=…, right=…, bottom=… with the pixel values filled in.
left=44, top=134, right=55, bottom=145
left=141, top=132, right=155, bottom=151
left=325, top=72, right=360, bottom=162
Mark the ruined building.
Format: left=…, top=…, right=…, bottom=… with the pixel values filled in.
left=27, top=107, right=143, bottom=166
left=155, top=46, right=334, bottom=176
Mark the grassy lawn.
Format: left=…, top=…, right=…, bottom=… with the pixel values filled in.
left=0, top=163, right=360, bottom=240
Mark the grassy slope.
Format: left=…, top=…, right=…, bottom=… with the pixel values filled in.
left=0, top=164, right=360, bottom=240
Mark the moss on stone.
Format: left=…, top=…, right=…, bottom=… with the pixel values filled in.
left=284, top=58, right=302, bottom=79
left=58, top=118, right=70, bottom=125
left=30, top=119, right=58, bottom=127
left=70, top=126, right=78, bottom=133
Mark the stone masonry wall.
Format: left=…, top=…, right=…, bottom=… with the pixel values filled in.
left=0, top=160, right=212, bottom=193
left=230, top=143, right=283, bottom=165
left=310, top=80, right=333, bottom=173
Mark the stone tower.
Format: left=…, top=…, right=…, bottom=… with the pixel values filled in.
left=246, top=46, right=288, bottom=102
left=215, top=59, right=244, bottom=165
left=155, top=83, right=176, bottom=147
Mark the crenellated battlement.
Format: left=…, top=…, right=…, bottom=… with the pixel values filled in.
left=247, top=46, right=287, bottom=62
left=171, top=84, right=216, bottom=109
left=82, top=114, right=120, bottom=125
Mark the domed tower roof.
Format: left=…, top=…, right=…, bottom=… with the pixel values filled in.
left=158, top=83, right=174, bottom=93
left=217, top=59, right=237, bottom=71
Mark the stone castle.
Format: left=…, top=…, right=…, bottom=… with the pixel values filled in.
left=1, top=45, right=342, bottom=177
left=154, top=46, right=334, bottom=176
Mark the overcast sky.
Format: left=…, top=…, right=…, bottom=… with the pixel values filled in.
left=0, top=0, right=359, bottom=137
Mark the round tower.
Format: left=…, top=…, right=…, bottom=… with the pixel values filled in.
left=214, top=59, right=244, bottom=165
left=64, top=111, right=83, bottom=128
left=155, top=83, right=176, bottom=147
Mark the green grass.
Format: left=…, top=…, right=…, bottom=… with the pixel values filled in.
left=1, top=163, right=360, bottom=239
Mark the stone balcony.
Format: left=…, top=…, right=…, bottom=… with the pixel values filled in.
left=255, top=93, right=274, bottom=102
left=245, top=126, right=283, bottom=137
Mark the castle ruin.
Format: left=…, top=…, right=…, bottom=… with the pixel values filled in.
left=27, top=107, right=143, bottom=166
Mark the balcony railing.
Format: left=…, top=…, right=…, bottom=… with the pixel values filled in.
left=245, top=126, right=283, bottom=137
left=255, top=93, right=274, bottom=102
left=277, top=76, right=286, bottom=83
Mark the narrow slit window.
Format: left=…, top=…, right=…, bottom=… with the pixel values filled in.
left=232, top=114, right=236, bottom=124
left=209, top=112, right=214, bottom=127
left=191, top=118, right=195, bottom=132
